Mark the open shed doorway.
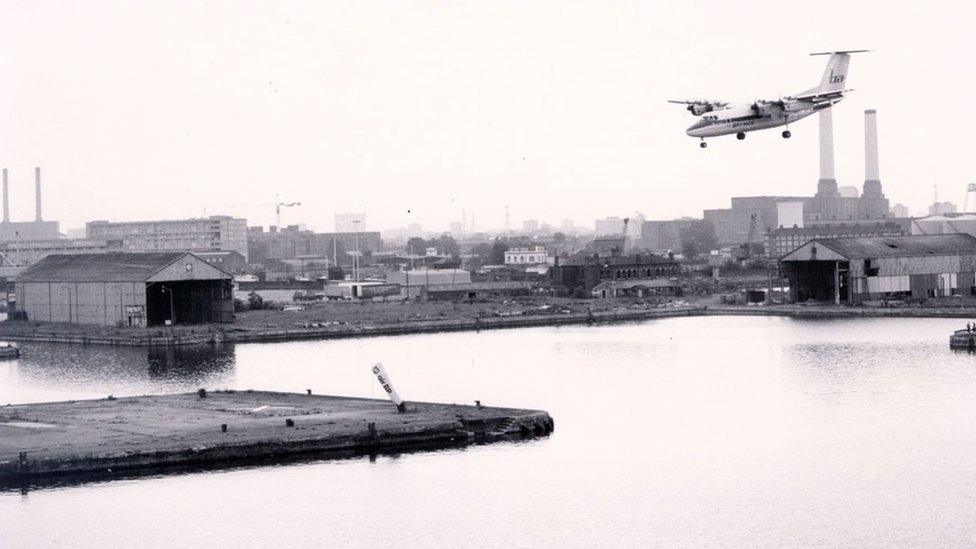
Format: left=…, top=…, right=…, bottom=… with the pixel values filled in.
left=146, top=280, right=232, bottom=326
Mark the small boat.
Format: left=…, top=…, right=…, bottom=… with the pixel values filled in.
left=950, top=329, right=976, bottom=351
left=0, top=342, right=19, bottom=359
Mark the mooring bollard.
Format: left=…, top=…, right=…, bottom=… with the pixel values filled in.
left=307, top=389, right=312, bottom=395
left=221, top=424, right=227, bottom=432
left=198, top=388, right=207, bottom=399
left=475, top=400, right=482, bottom=409
left=285, top=418, right=295, bottom=427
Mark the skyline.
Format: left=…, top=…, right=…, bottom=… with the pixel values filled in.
left=3, top=1, right=974, bottom=232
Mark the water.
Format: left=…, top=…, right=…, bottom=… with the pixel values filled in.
left=3, top=316, right=976, bottom=547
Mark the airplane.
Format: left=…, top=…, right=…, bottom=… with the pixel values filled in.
left=669, top=50, right=868, bottom=148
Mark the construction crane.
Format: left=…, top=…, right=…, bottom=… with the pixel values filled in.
left=275, top=198, right=301, bottom=227
left=229, top=196, right=302, bottom=227
left=737, top=213, right=758, bottom=261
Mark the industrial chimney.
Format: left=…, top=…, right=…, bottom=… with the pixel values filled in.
left=1, top=168, right=8, bottom=223
left=815, top=109, right=840, bottom=198
left=858, top=109, right=888, bottom=218
left=35, top=166, right=42, bottom=222
left=863, top=109, right=882, bottom=197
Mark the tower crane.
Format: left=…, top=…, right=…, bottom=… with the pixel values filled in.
left=275, top=199, right=301, bottom=227
left=229, top=196, right=302, bottom=227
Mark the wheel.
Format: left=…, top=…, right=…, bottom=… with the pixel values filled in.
left=699, top=141, right=707, bottom=148
left=736, top=132, right=746, bottom=140
left=782, top=130, right=791, bottom=138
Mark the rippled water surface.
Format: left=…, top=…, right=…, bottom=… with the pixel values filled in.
left=3, top=316, right=976, bottom=548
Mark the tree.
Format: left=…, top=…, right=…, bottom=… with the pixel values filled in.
left=406, top=237, right=427, bottom=256
left=327, top=266, right=346, bottom=280
left=489, top=241, right=509, bottom=265
left=679, top=220, right=718, bottom=258
left=433, top=235, right=460, bottom=258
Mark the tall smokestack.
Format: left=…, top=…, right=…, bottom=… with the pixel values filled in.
left=34, top=166, right=42, bottom=222
left=863, top=109, right=882, bottom=197
left=1, top=169, right=8, bottom=223
left=816, top=109, right=839, bottom=198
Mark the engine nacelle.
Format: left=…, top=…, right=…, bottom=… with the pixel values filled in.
left=687, top=104, right=713, bottom=116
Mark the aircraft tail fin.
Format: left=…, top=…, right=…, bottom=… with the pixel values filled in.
left=795, top=50, right=868, bottom=99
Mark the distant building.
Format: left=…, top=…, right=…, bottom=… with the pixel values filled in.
left=386, top=268, right=471, bottom=298
left=780, top=234, right=976, bottom=304
left=594, top=217, right=625, bottom=237
left=87, top=216, right=248, bottom=260
left=335, top=212, right=366, bottom=233
left=421, top=281, right=533, bottom=301
left=247, top=225, right=382, bottom=267
left=550, top=253, right=680, bottom=294
left=766, top=222, right=907, bottom=259
left=705, top=196, right=811, bottom=245
left=929, top=202, right=958, bottom=216
left=911, top=213, right=976, bottom=237
left=890, top=203, right=910, bottom=218
left=522, top=219, right=540, bottom=233
left=591, top=278, right=681, bottom=299
left=15, top=252, right=233, bottom=326
left=504, top=246, right=549, bottom=265
left=587, top=236, right=626, bottom=257
left=640, top=218, right=698, bottom=252
left=0, top=238, right=122, bottom=266
left=194, top=250, right=250, bottom=274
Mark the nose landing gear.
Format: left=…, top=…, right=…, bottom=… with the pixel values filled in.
left=736, top=132, right=746, bottom=140
left=699, top=139, right=707, bottom=148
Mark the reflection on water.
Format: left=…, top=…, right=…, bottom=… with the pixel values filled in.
left=3, top=317, right=976, bottom=548
left=0, top=343, right=235, bottom=403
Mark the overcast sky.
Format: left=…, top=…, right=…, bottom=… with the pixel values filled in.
left=2, top=1, right=973, bottom=233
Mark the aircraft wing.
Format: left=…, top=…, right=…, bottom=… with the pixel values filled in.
left=668, top=99, right=729, bottom=115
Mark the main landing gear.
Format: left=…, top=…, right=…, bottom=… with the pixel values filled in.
left=699, top=139, right=707, bottom=148
left=782, top=130, right=792, bottom=139
left=736, top=132, right=746, bottom=140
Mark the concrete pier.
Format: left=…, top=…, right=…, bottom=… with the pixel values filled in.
left=0, top=391, right=553, bottom=484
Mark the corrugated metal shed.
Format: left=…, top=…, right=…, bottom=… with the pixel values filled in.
left=424, top=281, right=532, bottom=292
left=799, top=234, right=976, bottom=260
left=17, top=252, right=227, bottom=282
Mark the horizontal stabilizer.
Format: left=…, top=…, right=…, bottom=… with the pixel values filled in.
left=810, top=49, right=870, bottom=56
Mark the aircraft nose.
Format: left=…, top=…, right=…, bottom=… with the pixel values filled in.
left=686, top=119, right=707, bottom=137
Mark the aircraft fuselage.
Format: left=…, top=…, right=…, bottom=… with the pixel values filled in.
left=685, top=101, right=834, bottom=138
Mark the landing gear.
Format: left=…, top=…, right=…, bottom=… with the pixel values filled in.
left=736, top=132, right=746, bottom=140
left=782, top=130, right=792, bottom=139
left=699, top=140, right=707, bottom=148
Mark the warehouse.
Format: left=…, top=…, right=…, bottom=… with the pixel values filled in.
left=780, top=234, right=976, bottom=304
left=421, top=281, right=533, bottom=301
left=15, top=252, right=234, bottom=326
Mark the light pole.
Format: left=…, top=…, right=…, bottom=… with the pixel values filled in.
left=352, top=219, right=361, bottom=282
left=161, top=285, right=175, bottom=325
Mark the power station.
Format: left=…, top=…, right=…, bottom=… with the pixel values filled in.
left=0, top=167, right=60, bottom=240
left=701, top=108, right=898, bottom=249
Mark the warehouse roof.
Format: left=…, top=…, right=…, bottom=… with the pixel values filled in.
left=17, top=252, right=231, bottom=282
left=560, top=252, right=677, bottom=267
left=784, top=234, right=976, bottom=261
left=424, top=281, right=532, bottom=292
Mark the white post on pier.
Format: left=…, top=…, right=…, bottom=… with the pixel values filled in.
left=372, top=363, right=406, bottom=413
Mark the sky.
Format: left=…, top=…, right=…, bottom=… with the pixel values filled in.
left=2, top=1, right=974, bottom=233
